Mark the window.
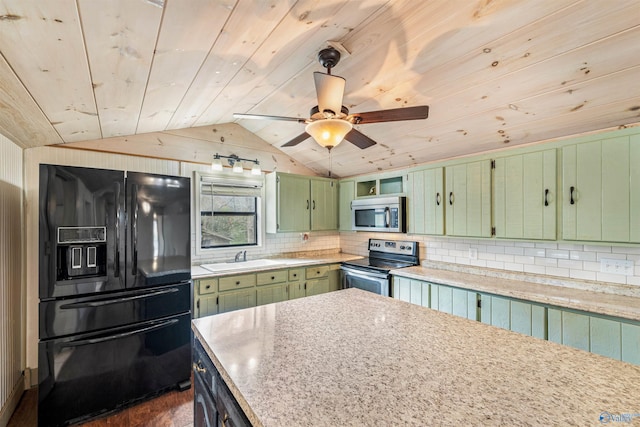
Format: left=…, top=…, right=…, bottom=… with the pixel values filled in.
left=196, top=173, right=263, bottom=251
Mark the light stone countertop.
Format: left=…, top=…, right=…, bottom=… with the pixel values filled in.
left=191, top=253, right=363, bottom=279
left=192, top=288, right=640, bottom=427
left=392, top=264, right=640, bottom=322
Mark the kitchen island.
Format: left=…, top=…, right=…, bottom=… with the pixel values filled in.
left=191, top=288, right=640, bottom=426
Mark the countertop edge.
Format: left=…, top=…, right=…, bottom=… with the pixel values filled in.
left=391, top=265, right=640, bottom=322
left=191, top=254, right=363, bottom=279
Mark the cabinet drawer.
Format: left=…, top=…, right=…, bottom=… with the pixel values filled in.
left=288, top=268, right=304, bottom=282
left=219, top=274, right=256, bottom=292
left=306, top=265, right=330, bottom=279
left=257, top=270, right=288, bottom=286
left=198, top=278, right=218, bottom=295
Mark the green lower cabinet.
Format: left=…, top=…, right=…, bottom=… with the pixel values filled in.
left=622, top=322, right=640, bottom=365
left=590, top=316, right=621, bottom=360
left=393, top=277, right=429, bottom=307
left=256, top=283, right=289, bottom=305
left=288, top=282, right=306, bottom=300
left=306, top=278, right=330, bottom=297
left=480, top=294, right=546, bottom=339
left=198, top=294, right=218, bottom=317
left=218, top=289, right=256, bottom=314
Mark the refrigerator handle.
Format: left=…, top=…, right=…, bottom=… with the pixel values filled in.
left=131, top=184, right=138, bottom=276
left=60, top=318, right=179, bottom=348
left=114, top=182, right=121, bottom=278
left=59, top=287, right=180, bottom=309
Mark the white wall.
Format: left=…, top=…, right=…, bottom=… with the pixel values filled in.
left=0, top=134, right=24, bottom=425
left=340, top=232, right=640, bottom=287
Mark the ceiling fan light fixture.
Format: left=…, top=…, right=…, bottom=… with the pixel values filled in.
left=305, top=119, right=352, bottom=150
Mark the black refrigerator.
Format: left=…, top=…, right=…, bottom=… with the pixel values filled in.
left=38, top=164, right=192, bottom=427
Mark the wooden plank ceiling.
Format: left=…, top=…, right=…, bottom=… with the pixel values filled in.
left=0, top=0, right=638, bottom=177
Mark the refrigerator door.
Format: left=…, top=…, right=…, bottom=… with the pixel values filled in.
left=39, top=165, right=125, bottom=299
left=125, top=172, right=191, bottom=289
left=38, top=313, right=191, bottom=427
left=39, top=282, right=191, bottom=340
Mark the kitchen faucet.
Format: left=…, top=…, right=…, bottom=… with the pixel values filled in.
left=234, top=250, right=247, bottom=262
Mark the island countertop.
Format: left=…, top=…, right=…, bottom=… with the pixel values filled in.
left=191, top=288, right=640, bottom=426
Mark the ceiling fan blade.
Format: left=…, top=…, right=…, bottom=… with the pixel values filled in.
left=345, top=129, right=376, bottom=149
left=351, top=105, right=429, bottom=124
left=314, top=72, right=345, bottom=116
left=282, top=132, right=310, bottom=147
left=234, top=113, right=306, bottom=123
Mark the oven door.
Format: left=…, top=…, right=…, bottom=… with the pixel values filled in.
left=341, top=266, right=390, bottom=297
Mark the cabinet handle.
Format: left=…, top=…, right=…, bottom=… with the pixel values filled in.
left=306, top=200, right=309, bottom=210
left=235, top=281, right=240, bottom=285
left=271, top=276, right=275, bottom=280
left=544, top=189, right=549, bottom=207
left=570, top=186, right=575, bottom=205
left=436, top=192, right=441, bottom=206
left=312, top=200, right=316, bottom=210
left=449, top=192, right=454, bottom=205
left=193, top=361, right=206, bottom=373
left=205, top=285, right=211, bottom=289
left=293, top=274, right=297, bottom=278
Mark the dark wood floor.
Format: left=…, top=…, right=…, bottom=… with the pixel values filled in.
left=7, top=385, right=194, bottom=427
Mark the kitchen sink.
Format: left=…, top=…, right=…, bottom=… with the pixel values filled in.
left=200, top=259, right=284, bottom=272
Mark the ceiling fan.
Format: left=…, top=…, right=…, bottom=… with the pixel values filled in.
left=233, top=47, right=429, bottom=151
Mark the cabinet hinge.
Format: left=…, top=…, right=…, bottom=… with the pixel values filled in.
left=490, top=159, right=496, bottom=169
left=276, top=176, right=280, bottom=183
left=491, top=227, right=496, bottom=236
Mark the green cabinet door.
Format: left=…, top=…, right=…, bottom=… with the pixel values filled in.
left=408, top=168, right=444, bottom=235
left=288, top=282, right=306, bottom=300
left=563, top=135, right=640, bottom=242
left=311, top=178, right=337, bottom=231
left=445, top=161, right=491, bottom=237
left=481, top=294, right=546, bottom=338
left=590, top=316, right=621, bottom=360
left=256, top=283, right=289, bottom=306
left=218, top=289, right=256, bottom=314
left=548, top=308, right=590, bottom=352
left=494, top=150, right=556, bottom=240
left=277, top=174, right=311, bottom=232
left=338, top=179, right=355, bottom=231
left=622, top=322, right=640, bottom=365
left=306, top=278, right=330, bottom=296
left=198, top=294, right=218, bottom=318
left=393, top=276, right=411, bottom=302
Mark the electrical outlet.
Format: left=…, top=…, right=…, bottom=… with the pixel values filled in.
left=600, top=258, right=634, bottom=275
left=469, top=248, right=478, bottom=260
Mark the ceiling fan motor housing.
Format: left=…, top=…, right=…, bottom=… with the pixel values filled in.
left=318, top=47, right=341, bottom=71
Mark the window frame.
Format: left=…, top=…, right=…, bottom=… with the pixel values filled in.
left=194, top=171, right=265, bottom=255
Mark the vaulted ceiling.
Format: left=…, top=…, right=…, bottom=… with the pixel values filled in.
left=0, top=0, right=639, bottom=177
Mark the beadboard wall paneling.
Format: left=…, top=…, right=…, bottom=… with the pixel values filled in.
left=340, top=232, right=640, bottom=287
left=0, top=134, right=24, bottom=425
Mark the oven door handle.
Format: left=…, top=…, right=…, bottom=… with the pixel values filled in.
left=342, top=267, right=388, bottom=282
left=60, top=318, right=179, bottom=348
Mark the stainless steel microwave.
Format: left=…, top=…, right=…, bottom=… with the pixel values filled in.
left=351, top=196, right=406, bottom=233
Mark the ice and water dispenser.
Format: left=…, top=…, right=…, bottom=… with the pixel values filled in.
left=56, top=226, right=107, bottom=280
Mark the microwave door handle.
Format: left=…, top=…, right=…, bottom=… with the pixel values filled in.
left=384, top=207, right=390, bottom=227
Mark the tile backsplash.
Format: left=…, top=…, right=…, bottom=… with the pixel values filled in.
left=339, top=232, right=640, bottom=287
left=192, top=231, right=341, bottom=264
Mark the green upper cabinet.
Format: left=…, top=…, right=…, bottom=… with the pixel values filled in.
left=407, top=167, right=444, bottom=235
left=445, top=160, right=492, bottom=237
left=266, top=172, right=337, bottom=233
left=562, top=135, right=640, bottom=243
left=338, top=179, right=355, bottom=231
left=311, top=178, right=338, bottom=231
left=494, top=150, right=557, bottom=240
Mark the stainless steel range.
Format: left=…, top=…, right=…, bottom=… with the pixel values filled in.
left=341, top=239, right=419, bottom=297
